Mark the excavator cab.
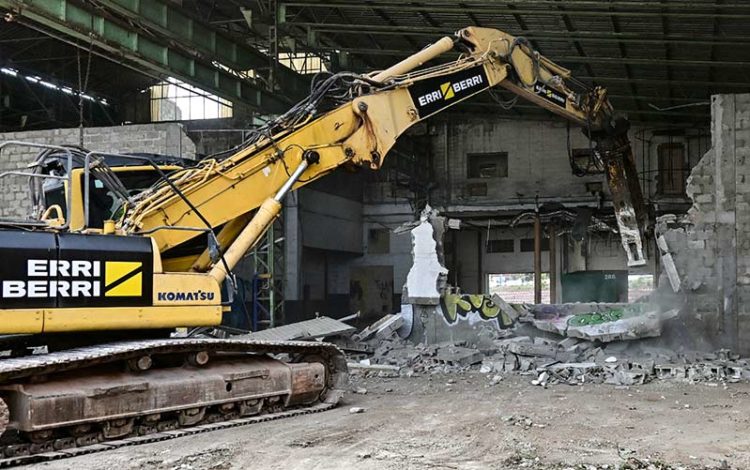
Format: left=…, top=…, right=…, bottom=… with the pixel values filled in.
left=0, top=144, right=191, bottom=232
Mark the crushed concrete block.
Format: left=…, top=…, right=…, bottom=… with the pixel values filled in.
left=489, top=374, right=503, bottom=385
left=557, top=337, right=580, bottom=350
left=605, top=368, right=645, bottom=386
left=531, top=372, right=549, bottom=387
left=480, top=357, right=504, bottom=374
left=494, top=336, right=531, bottom=350
left=507, top=341, right=558, bottom=358
left=533, top=337, right=558, bottom=347
left=518, top=356, right=536, bottom=372
left=503, top=354, right=519, bottom=372
left=434, top=346, right=483, bottom=367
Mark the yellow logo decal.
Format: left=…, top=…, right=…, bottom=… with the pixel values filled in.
left=104, top=261, right=143, bottom=297
left=440, top=82, right=455, bottom=100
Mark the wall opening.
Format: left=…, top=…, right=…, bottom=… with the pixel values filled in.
left=628, top=274, right=654, bottom=302
left=467, top=152, right=508, bottom=179
left=657, top=142, right=687, bottom=196
left=488, top=273, right=550, bottom=303
left=486, top=239, right=514, bottom=253
left=367, top=228, right=390, bottom=254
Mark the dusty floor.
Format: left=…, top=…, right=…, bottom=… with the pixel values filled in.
left=29, top=373, right=750, bottom=470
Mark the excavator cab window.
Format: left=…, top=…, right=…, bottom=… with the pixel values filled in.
left=82, top=169, right=165, bottom=228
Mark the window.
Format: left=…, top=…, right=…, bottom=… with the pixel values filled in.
left=368, top=228, right=390, bottom=254
left=488, top=273, right=550, bottom=303
left=657, top=143, right=686, bottom=195
left=278, top=52, right=329, bottom=74
left=467, top=152, right=508, bottom=179
left=150, top=78, right=232, bottom=121
left=487, top=239, right=514, bottom=253
left=520, top=238, right=549, bottom=252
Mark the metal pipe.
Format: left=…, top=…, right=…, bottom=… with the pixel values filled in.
left=534, top=213, right=542, bottom=304
left=549, top=225, right=557, bottom=303
left=371, top=36, right=454, bottom=82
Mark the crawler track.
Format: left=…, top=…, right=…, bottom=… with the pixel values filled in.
left=0, top=338, right=348, bottom=468
left=0, top=401, right=335, bottom=468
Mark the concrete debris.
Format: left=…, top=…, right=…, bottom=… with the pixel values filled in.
left=435, top=345, right=484, bottom=367
left=656, top=234, right=682, bottom=293
left=349, top=407, right=366, bottom=414
left=354, top=313, right=405, bottom=341
left=531, top=303, right=680, bottom=343
left=239, top=315, right=356, bottom=341
left=343, top=313, right=750, bottom=389
left=489, top=374, right=503, bottom=385
left=531, top=371, right=549, bottom=387
left=490, top=293, right=520, bottom=323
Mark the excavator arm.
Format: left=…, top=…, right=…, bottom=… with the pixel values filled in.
left=122, top=26, right=647, bottom=277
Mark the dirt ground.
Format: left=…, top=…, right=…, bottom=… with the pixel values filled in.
left=29, top=373, right=750, bottom=470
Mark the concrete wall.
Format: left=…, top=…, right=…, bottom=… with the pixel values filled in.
left=365, top=117, right=709, bottom=209
left=659, top=94, right=750, bottom=353
left=0, top=123, right=195, bottom=219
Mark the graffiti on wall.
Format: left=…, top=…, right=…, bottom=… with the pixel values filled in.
left=567, top=309, right=624, bottom=327
left=440, top=294, right=514, bottom=329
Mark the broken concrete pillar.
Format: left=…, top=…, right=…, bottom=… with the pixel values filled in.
left=403, top=206, right=449, bottom=305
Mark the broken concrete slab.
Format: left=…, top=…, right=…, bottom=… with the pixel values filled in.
left=531, top=303, right=680, bottom=343
left=355, top=313, right=405, bottom=341
left=239, top=316, right=356, bottom=341
left=656, top=234, right=682, bottom=293
left=490, top=293, right=521, bottom=323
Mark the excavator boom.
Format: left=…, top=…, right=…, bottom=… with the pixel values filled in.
left=121, top=27, right=647, bottom=270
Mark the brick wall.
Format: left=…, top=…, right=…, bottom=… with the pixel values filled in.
left=660, top=94, right=750, bottom=352
left=0, top=123, right=195, bottom=219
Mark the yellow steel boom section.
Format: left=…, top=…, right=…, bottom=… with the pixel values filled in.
left=121, top=26, right=645, bottom=279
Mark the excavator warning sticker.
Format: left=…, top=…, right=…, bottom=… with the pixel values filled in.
left=534, top=83, right=567, bottom=107
left=409, top=65, right=489, bottom=118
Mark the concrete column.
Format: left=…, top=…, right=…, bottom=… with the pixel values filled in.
left=534, top=213, right=542, bottom=304
left=549, top=225, right=557, bottom=303
left=283, top=193, right=302, bottom=301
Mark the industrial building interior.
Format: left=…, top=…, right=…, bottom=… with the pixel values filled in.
left=1, top=1, right=750, bottom=469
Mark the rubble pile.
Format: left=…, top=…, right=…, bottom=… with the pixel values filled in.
left=340, top=319, right=750, bottom=388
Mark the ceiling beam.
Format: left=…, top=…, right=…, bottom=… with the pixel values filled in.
left=285, top=22, right=750, bottom=47
left=0, top=0, right=304, bottom=114
left=321, top=46, right=750, bottom=69
left=285, top=0, right=750, bottom=11
left=281, top=2, right=750, bottom=19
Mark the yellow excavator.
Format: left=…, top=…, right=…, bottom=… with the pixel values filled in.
left=0, top=26, right=646, bottom=464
